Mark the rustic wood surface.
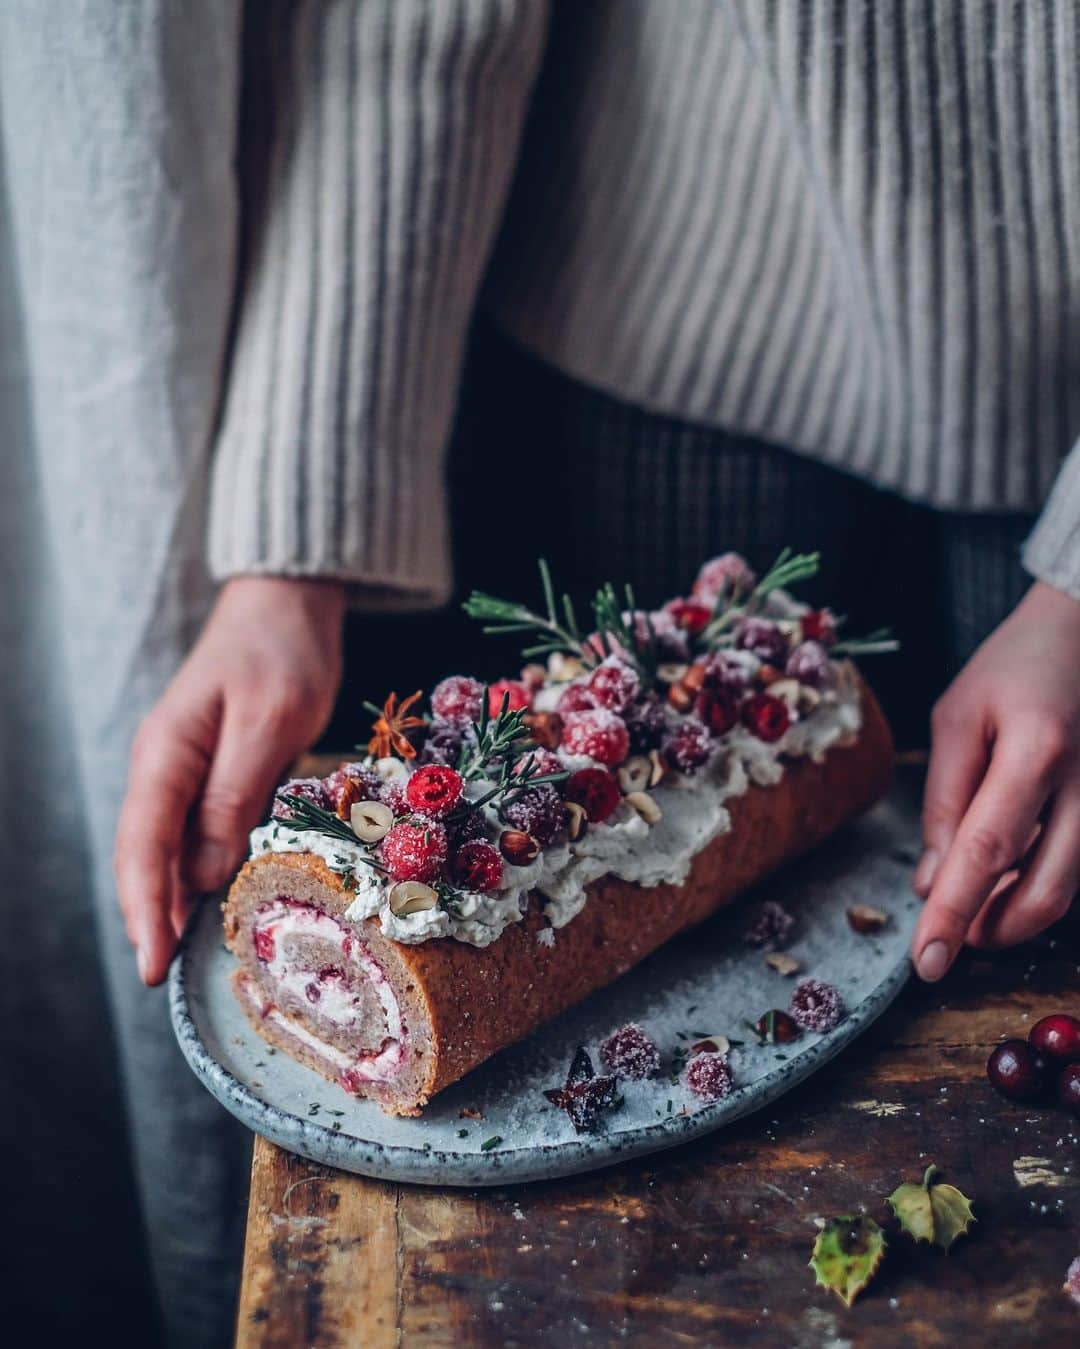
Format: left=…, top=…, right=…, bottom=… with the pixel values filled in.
left=235, top=762, right=1080, bottom=1347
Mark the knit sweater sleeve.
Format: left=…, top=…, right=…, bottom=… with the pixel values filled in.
left=1023, top=439, right=1080, bottom=603
left=208, top=0, right=548, bottom=610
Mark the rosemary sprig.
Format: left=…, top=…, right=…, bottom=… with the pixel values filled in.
left=701, top=547, right=820, bottom=646
left=462, top=558, right=590, bottom=663
left=829, top=627, right=900, bottom=656
left=590, top=581, right=658, bottom=678
left=272, top=792, right=386, bottom=874
left=453, top=691, right=568, bottom=817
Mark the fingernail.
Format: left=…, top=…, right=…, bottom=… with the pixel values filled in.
left=913, top=849, right=939, bottom=895
left=137, top=948, right=149, bottom=983
left=917, top=939, right=950, bottom=982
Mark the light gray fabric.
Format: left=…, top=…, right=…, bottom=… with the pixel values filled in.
left=207, top=0, right=1078, bottom=599
left=0, top=3, right=247, bottom=1344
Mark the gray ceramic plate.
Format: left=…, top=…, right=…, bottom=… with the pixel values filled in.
left=170, top=788, right=921, bottom=1187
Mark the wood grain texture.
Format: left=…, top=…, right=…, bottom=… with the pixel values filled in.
left=236, top=907, right=1080, bottom=1347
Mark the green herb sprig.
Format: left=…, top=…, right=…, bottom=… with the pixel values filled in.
left=463, top=558, right=589, bottom=663
left=272, top=792, right=386, bottom=875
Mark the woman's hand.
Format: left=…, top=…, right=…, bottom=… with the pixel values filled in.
left=912, top=580, right=1080, bottom=981
left=115, top=577, right=346, bottom=986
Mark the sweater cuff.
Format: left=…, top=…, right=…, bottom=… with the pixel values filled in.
left=207, top=0, right=548, bottom=613
left=1022, top=440, right=1080, bottom=601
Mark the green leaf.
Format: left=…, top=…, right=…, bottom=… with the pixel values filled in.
left=887, top=1164, right=975, bottom=1252
left=810, top=1215, right=886, bottom=1307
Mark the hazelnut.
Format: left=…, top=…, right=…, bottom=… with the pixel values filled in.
left=667, top=681, right=694, bottom=713
left=548, top=652, right=586, bottom=683
left=350, top=799, right=394, bottom=843
left=524, top=711, right=564, bottom=750
left=625, top=791, right=663, bottom=825
left=847, top=904, right=888, bottom=934
left=388, top=880, right=439, bottom=916
left=521, top=663, right=548, bottom=689
left=647, top=749, right=666, bottom=787
left=617, top=755, right=652, bottom=794
left=764, top=952, right=801, bottom=977
left=690, top=1035, right=731, bottom=1057
left=767, top=678, right=802, bottom=710
left=657, top=661, right=689, bottom=686
left=564, top=801, right=588, bottom=842
left=797, top=685, right=822, bottom=714
left=330, top=775, right=364, bottom=820
left=499, top=830, right=541, bottom=865
left=682, top=662, right=707, bottom=695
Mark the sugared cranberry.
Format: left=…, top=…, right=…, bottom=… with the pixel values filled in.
left=801, top=609, right=837, bottom=645
left=561, top=708, right=630, bottom=766
left=502, top=783, right=565, bottom=845
left=734, top=616, right=789, bottom=664
left=624, top=695, right=667, bottom=753
left=379, top=817, right=449, bottom=882
left=564, top=767, right=622, bottom=823
left=587, top=655, right=641, bottom=713
left=1057, top=1063, right=1080, bottom=1117
left=790, top=979, right=846, bottom=1032
left=785, top=640, right=831, bottom=686
left=487, top=679, right=531, bottom=717
left=557, top=682, right=598, bottom=714
left=693, top=553, right=756, bottom=605
left=380, top=779, right=409, bottom=816
left=695, top=689, right=739, bottom=736
left=431, top=674, right=485, bottom=722
left=419, top=718, right=470, bottom=767
left=272, top=777, right=329, bottom=820
left=986, top=1039, right=1052, bottom=1102
left=1028, top=1013, right=1080, bottom=1064
left=741, top=692, right=791, bottom=743
left=744, top=900, right=795, bottom=950
left=405, top=764, right=464, bottom=818
left=664, top=597, right=713, bottom=636
left=702, top=649, right=754, bottom=693
left=662, top=719, right=714, bottom=774
left=253, top=928, right=275, bottom=963
left=684, top=1051, right=734, bottom=1102
left=600, top=1023, right=661, bottom=1079
left=513, top=747, right=563, bottom=778
left=451, top=840, right=504, bottom=893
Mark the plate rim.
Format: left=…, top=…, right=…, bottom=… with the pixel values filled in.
left=168, top=899, right=912, bottom=1187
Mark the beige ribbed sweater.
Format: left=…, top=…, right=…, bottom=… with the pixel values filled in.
left=209, top=1, right=1079, bottom=606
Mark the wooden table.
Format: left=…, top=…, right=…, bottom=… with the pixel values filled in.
left=235, top=902, right=1079, bottom=1346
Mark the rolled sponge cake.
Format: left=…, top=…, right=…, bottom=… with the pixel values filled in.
left=223, top=681, right=893, bottom=1115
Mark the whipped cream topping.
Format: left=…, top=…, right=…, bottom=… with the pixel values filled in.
left=249, top=653, right=862, bottom=950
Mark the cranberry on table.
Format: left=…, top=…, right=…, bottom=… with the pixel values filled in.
left=1028, top=1013, right=1080, bottom=1064
left=1059, top=1063, right=1080, bottom=1118
left=986, top=1039, right=1052, bottom=1102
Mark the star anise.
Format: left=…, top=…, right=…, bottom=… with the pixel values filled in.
left=543, top=1046, right=620, bottom=1134
left=368, top=690, right=426, bottom=760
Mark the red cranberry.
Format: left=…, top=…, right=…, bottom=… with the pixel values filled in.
left=1028, top=1013, right=1080, bottom=1064
left=1059, top=1063, right=1080, bottom=1118
left=986, top=1039, right=1052, bottom=1102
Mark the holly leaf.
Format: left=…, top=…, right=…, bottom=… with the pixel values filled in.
left=887, top=1164, right=975, bottom=1252
left=810, top=1215, right=886, bottom=1307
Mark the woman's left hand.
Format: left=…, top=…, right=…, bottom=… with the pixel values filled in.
left=911, top=580, right=1080, bottom=981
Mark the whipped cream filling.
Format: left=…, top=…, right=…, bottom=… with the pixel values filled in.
left=251, top=902, right=405, bottom=1079
left=249, top=659, right=862, bottom=949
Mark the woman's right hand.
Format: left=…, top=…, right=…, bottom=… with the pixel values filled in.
left=114, top=576, right=346, bottom=985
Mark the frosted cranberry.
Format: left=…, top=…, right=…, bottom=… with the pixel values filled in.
left=625, top=694, right=667, bottom=752
left=380, top=780, right=409, bottom=815
left=405, top=764, right=464, bottom=818
left=986, top=1039, right=1052, bottom=1102
left=734, top=617, right=789, bottom=664
left=1028, top=1014, right=1080, bottom=1064
left=557, top=682, right=599, bottom=714
left=587, top=656, right=641, bottom=713
left=786, top=640, right=831, bottom=686
left=695, top=689, right=738, bottom=736
left=502, top=784, right=565, bottom=845
left=685, top=1051, right=734, bottom=1102
left=512, top=747, right=563, bottom=778
left=379, top=817, right=448, bottom=882
left=741, top=692, right=791, bottom=742
left=561, top=708, right=630, bottom=766
left=451, top=840, right=504, bottom=893
left=564, top=767, right=622, bottom=823
left=790, top=979, right=846, bottom=1032
left=272, top=777, right=329, bottom=820
left=600, top=1023, right=661, bottom=1080
left=744, top=900, right=795, bottom=950
left=253, top=928, right=275, bottom=963
left=664, top=597, right=713, bottom=635
left=702, top=649, right=754, bottom=692
left=662, top=719, right=713, bottom=774
left=1059, top=1063, right=1080, bottom=1117
left=801, top=609, right=837, bottom=645
left=487, top=679, right=531, bottom=717
left=420, top=718, right=470, bottom=767
left=430, top=675, right=485, bottom=722
left=693, top=553, right=756, bottom=605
